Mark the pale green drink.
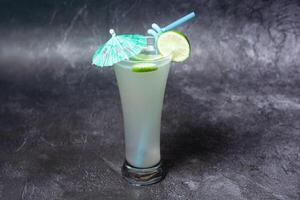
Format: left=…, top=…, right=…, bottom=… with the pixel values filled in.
left=114, top=48, right=171, bottom=169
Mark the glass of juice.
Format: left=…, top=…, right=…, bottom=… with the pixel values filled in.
left=114, top=41, right=172, bottom=186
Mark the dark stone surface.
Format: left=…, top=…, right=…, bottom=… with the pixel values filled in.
left=0, top=0, right=300, bottom=199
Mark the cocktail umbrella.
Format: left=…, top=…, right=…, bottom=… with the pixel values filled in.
left=92, top=29, right=147, bottom=67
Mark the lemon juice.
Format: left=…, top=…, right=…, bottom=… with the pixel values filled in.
left=114, top=51, right=171, bottom=168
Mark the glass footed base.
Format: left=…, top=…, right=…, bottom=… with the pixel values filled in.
left=121, top=161, right=166, bottom=186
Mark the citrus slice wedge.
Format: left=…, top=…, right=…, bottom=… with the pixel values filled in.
left=157, top=30, right=191, bottom=62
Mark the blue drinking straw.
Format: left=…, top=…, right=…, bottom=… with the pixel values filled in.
left=135, top=129, right=149, bottom=167
left=135, top=12, right=196, bottom=167
left=147, top=11, right=196, bottom=38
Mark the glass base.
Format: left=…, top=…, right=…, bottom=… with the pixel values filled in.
left=121, top=161, right=166, bottom=186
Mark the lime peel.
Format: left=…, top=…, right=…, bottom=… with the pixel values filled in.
left=132, top=63, right=158, bottom=73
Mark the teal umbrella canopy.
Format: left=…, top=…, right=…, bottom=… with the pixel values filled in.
left=92, top=29, right=147, bottom=67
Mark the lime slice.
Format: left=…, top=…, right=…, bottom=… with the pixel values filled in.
left=157, top=30, right=191, bottom=62
left=132, top=63, right=158, bottom=73
left=130, top=54, right=163, bottom=61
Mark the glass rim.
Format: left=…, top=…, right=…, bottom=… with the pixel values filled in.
left=114, top=54, right=172, bottom=69
left=114, top=41, right=172, bottom=69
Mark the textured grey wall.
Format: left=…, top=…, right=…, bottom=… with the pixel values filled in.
left=0, top=0, right=299, bottom=199
left=1, top=0, right=300, bottom=98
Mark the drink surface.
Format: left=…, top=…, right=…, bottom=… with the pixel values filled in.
left=114, top=52, right=171, bottom=168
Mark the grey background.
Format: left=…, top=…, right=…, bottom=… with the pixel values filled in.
left=0, top=0, right=300, bottom=199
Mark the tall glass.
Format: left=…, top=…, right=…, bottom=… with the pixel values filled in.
left=114, top=44, right=171, bottom=186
